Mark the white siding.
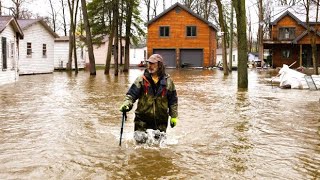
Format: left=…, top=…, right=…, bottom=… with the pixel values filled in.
left=85, top=39, right=126, bottom=66
left=0, top=25, right=19, bottom=86
left=129, top=47, right=147, bottom=65
left=216, top=48, right=238, bottom=68
left=19, top=23, right=55, bottom=75
left=54, top=41, right=86, bottom=69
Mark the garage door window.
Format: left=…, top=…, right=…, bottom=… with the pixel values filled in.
left=159, top=26, right=170, bottom=37
left=186, top=26, right=197, bottom=37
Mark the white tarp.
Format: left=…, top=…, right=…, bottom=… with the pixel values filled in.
left=279, top=64, right=307, bottom=89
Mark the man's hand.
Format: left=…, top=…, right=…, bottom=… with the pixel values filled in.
left=119, top=104, right=130, bottom=112
left=170, top=117, right=178, bottom=128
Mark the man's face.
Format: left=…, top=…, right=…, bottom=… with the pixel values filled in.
left=147, top=61, right=159, bottom=74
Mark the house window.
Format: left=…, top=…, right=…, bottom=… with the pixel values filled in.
left=233, top=55, right=235, bottom=62
left=2, top=37, right=7, bottom=69
left=282, top=49, right=291, bottom=58
left=27, top=42, right=32, bottom=56
left=42, top=44, right=47, bottom=57
left=279, top=27, right=295, bottom=40
left=159, top=26, right=170, bottom=37
left=186, top=26, right=197, bottom=37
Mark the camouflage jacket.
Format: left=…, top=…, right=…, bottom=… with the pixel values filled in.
left=123, top=70, right=178, bottom=126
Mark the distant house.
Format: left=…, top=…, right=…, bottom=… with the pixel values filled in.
left=216, top=48, right=238, bottom=69
left=248, top=52, right=261, bottom=66
left=17, top=19, right=59, bottom=75
left=54, top=36, right=86, bottom=69
left=0, top=16, right=23, bottom=86
left=263, top=6, right=320, bottom=68
left=147, top=2, right=218, bottom=68
left=129, top=44, right=147, bottom=66
left=86, top=36, right=126, bottom=66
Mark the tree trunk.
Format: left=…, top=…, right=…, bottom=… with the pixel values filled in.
left=113, top=0, right=119, bottom=76
left=313, top=0, right=319, bottom=75
left=67, top=0, right=74, bottom=71
left=119, top=0, right=123, bottom=66
left=73, top=0, right=79, bottom=74
left=233, top=0, right=248, bottom=89
left=105, top=12, right=115, bottom=75
left=229, top=2, right=234, bottom=72
left=61, top=0, right=67, bottom=36
left=258, top=0, right=264, bottom=66
left=48, top=0, right=56, bottom=32
left=81, top=0, right=96, bottom=75
left=124, top=0, right=134, bottom=72
left=216, top=0, right=228, bottom=75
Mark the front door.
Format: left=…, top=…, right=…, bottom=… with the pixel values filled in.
left=302, top=46, right=312, bottom=67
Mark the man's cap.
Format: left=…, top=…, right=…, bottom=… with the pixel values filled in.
left=146, top=54, right=163, bottom=63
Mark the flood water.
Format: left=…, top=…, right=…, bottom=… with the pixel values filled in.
left=0, top=68, right=319, bottom=179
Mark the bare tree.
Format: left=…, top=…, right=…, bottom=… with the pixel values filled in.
left=81, top=0, right=96, bottom=75
left=233, top=0, right=248, bottom=89
left=216, top=0, right=228, bottom=75
left=48, top=0, right=57, bottom=32
left=61, top=0, right=67, bottom=36
left=7, top=0, right=33, bottom=18
left=258, top=0, right=264, bottom=66
left=67, top=0, right=75, bottom=70
left=124, top=0, right=135, bottom=72
left=113, top=0, right=119, bottom=76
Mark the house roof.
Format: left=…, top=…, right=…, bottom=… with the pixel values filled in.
left=147, top=2, right=218, bottom=31
left=271, top=10, right=305, bottom=26
left=271, top=10, right=320, bottom=44
left=55, top=36, right=69, bottom=42
left=0, top=16, right=24, bottom=38
left=271, top=5, right=320, bottom=23
left=17, top=19, right=59, bottom=38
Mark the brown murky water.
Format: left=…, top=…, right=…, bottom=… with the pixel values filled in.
left=0, top=69, right=319, bottom=179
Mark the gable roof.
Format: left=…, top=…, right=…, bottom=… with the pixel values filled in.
left=271, top=10, right=320, bottom=44
left=271, top=5, right=320, bottom=23
left=271, top=11, right=305, bottom=26
left=0, top=16, right=24, bottom=38
left=147, top=2, right=218, bottom=31
left=17, top=19, right=59, bottom=38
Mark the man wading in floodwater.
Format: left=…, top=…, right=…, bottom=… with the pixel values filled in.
left=119, top=54, right=179, bottom=143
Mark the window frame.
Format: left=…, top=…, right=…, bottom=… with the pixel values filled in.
left=279, top=27, right=295, bottom=40
left=42, top=44, right=47, bottom=57
left=159, top=26, right=170, bottom=37
left=27, top=42, right=32, bottom=57
left=186, top=26, right=197, bottom=37
left=281, top=49, right=291, bottom=59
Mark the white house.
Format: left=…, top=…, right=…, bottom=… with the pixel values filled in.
left=129, top=44, right=147, bottom=66
left=54, top=36, right=86, bottom=69
left=216, top=48, right=238, bottom=69
left=17, top=19, right=59, bottom=75
left=248, top=52, right=261, bottom=67
left=0, top=16, right=23, bottom=86
left=86, top=36, right=126, bottom=66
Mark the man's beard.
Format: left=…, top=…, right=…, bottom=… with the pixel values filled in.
left=148, top=67, right=158, bottom=74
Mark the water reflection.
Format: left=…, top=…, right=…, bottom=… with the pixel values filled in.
left=0, top=69, right=319, bottom=179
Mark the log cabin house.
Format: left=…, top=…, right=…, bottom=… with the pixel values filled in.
left=263, top=8, right=320, bottom=69
left=147, top=3, right=218, bottom=68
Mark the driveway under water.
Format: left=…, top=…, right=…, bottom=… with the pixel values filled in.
left=0, top=69, right=319, bottom=179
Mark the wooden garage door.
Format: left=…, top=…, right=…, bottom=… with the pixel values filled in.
left=180, top=49, right=203, bottom=67
left=153, top=49, right=176, bottom=68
